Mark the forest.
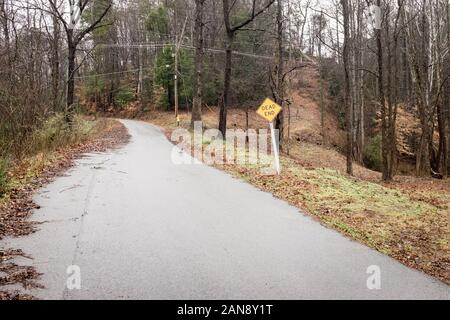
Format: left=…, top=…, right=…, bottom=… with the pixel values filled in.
left=1, top=0, right=449, bottom=183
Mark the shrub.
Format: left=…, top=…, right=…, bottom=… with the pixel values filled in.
left=30, top=114, right=95, bottom=155
left=30, top=113, right=70, bottom=154
left=364, top=135, right=382, bottom=172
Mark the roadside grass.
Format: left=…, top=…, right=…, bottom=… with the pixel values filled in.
left=28, top=113, right=96, bottom=155
left=0, top=114, right=108, bottom=206
left=288, top=166, right=431, bottom=217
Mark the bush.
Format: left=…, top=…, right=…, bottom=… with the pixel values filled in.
left=364, top=135, right=382, bottom=172
left=30, top=113, right=70, bottom=154
left=0, top=158, right=9, bottom=196
left=30, top=114, right=95, bottom=155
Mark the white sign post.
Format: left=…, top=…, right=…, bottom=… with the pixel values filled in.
left=269, top=122, right=281, bottom=175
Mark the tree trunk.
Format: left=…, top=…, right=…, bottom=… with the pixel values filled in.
left=342, top=0, right=353, bottom=176
left=435, top=0, right=448, bottom=177
left=191, top=0, right=205, bottom=128
left=446, top=0, right=450, bottom=177
left=437, top=103, right=448, bottom=176
left=0, top=0, right=13, bottom=103
left=275, top=0, right=285, bottom=149
left=66, top=35, right=76, bottom=123
left=377, top=0, right=391, bottom=181
left=416, top=0, right=433, bottom=177
left=318, top=11, right=325, bottom=144
left=219, top=33, right=233, bottom=136
left=355, top=2, right=364, bottom=163
left=51, top=14, right=60, bottom=111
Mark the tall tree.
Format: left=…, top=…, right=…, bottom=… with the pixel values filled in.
left=435, top=0, right=448, bottom=177
left=402, top=0, right=434, bottom=176
left=445, top=0, right=450, bottom=177
left=312, top=11, right=326, bottom=142
left=341, top=0, right=353, bottom=175
left=274, top=0, right=285, bottom=148
left=219, top=0, right=275, bottom=136
left=191, top=0, right=206, bottom=127
left=49, top=0, right=112, bottom=123
left=50, top=11, right=61, bottom=111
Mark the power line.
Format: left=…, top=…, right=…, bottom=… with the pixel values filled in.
left=93, top=42, right=174, bottom=49
left=73, top=60, right=177, bottom=81
left=74, top=67, right=151, bottom=80
left=88, top=42, right=275, bottom=60
left=180, top=45, right=274, bottom=60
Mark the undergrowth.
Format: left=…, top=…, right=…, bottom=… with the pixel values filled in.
left=0, top=114, right=98, bottom=202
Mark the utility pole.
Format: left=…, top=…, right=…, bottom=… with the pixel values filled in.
left=174, top=17, right=188, bottom=122
left=138, top=44, right=143, bottom=101
left=174, top=36, right=179, bottom=120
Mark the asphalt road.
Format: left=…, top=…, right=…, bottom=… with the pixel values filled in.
left=2, top=120, right=449, bottom=299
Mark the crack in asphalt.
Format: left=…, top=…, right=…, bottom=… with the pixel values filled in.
left=61, top=170, right=97, bottom=300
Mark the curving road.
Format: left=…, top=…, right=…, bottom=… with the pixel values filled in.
left=2, top=120, right=449, bottom=299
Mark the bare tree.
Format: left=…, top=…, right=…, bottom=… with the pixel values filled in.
left=48, top=0, right=112, bottom=123
left=274, top=0, right=285, bottom=148
left=342, top=0, right=353, bottom=175
left=219, top=0, right=275, bottom=136
left=191, top=0, right=206, bottom=128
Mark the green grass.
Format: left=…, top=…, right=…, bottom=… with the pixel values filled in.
left=286, top=165, right=436, bottom=217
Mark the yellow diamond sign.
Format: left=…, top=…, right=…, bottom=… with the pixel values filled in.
left=256, top=98, right=282, bottom=122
